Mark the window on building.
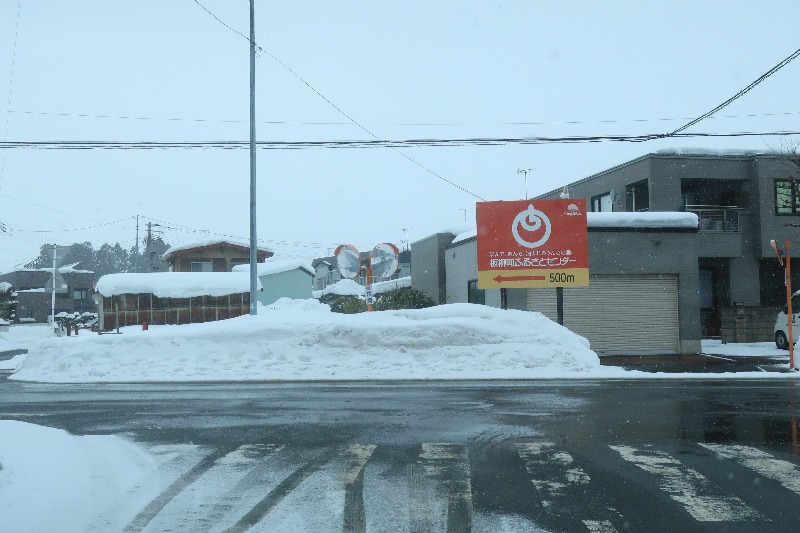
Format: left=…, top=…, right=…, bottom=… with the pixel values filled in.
left=775, top=179, right=800, bottom=215
left=191, top=261, right=213, bottom=272
left=625, top=180, right=649, bottom=212
left=591, top=192, right=613, bottom=212
left=73, top=289, right=89, bottom=300
left=467, top=280, right=485, bottom=305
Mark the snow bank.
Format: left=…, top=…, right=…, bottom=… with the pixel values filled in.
left=10, top=299, right=602, bottom=382
left=0, top=421, right=157, bottom=532
left=314, top=277, right=411, bottom=298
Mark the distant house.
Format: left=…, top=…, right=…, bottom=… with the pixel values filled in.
left=233, top=259, right=315, bottom=305
left=0, top=263, right=96, bottom=323
left=94, top=272, right=260, bottom=331
left=162, top=239, right=273, bottom=272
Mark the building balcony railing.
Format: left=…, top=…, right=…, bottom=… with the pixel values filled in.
left=685, top=205, right=742, bottom=232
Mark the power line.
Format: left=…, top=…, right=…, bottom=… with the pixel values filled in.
left=1, top=1, right=22, bottom=196
left=190, top=0, right=485, bottom=201
left=671, top=47, right=800, bottom=135
left=3, top=130, right=800, bottom=151
left=7, top=107, right=800, bottom=128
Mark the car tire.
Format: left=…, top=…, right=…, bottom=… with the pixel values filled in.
left=775, top=331, right=789, bottom=350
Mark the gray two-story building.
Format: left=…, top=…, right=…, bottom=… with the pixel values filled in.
left=411, top=149, right=800, bottom=355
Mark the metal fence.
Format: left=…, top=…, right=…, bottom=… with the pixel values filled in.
left=685, top=205, right=741, bottom=232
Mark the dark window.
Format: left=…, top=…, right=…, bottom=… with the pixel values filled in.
left=73, top=289, right=89, bottom=300
left=191, top=261, right=213, bottom=272
left=467, top=280, right=485, bottom=305
left=625, top=180, right=649, bottom=212
left=759, top=258, right=800, bottom=305
left=591, top=192, right=613, bottom=212
left=775, top=179, right=800, bottom=215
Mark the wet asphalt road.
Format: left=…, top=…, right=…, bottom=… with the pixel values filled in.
left=1, top=379, right=799, bottom=532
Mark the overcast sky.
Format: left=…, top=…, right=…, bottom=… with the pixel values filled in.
left=1, top=1, right=799, bottom=272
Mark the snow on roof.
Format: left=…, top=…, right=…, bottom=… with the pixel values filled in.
left=161, top=238, right=273, bottom=260
left=58, top=263, right=94, bottom=274
left=587, top=211, right=698, bottom=228
left=446, top=211, right=698, bottom=245
left=313, top=276, right=411, bottom=298
left=95, top=272, right=261, bottom=298
left=655, top=148, right=768, bottom=157
left=0, top=282, right=12, bottom=292
left=232, top=259, right=315, bottom=277
left=453, top=229, right=477, bottom=244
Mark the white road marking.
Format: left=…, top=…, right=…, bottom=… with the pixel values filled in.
left=344, top=444, right=376, bottom=485
left=515, top=442, right=590, bottom=504
left=583, top=519, right=620, bottom=533
left=611, top=445, right=763, bottom=522
left=411, top=444, right=473, bottom=533
left=699, top=443, right=800, bottom=496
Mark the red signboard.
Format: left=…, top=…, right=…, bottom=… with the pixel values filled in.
left=476, top=199, right=589, bottom=288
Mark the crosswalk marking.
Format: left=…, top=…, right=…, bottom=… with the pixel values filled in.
left=515, top=442, right=590, bottom=506
left=411, top=443, right=473, bottom=533
left=582, top=520, right=620, bottom=533
left=106, top=439, right=800, bottom=531
left=699, top=443, right=800, bottom=497
left=343, top=445, right=376, bottom=533
left=610, top=445, right=764, bottom=522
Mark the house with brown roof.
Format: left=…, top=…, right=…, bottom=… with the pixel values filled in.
left=161, top=239, right=273, bottom=272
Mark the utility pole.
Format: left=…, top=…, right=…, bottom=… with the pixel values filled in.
left=248, top=0, right=258, bottom=315
left=134, top=215, right=140, bottom=273
left=517, top=168, right=533, bottom=200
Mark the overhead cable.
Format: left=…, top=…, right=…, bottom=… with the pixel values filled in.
left=190, top=0, right=485, bottom=201
left=670, top=47, right=800, bottom=135
left=3, top=130, right=800, bottom=151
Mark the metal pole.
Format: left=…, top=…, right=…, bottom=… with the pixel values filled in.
left=248, top=0, right=258, bottom=315
left=51, top=243, right=56, bottom=329
left=134, top=214, right=139, bottom=273
left=556, top=286, right=564, bottom=325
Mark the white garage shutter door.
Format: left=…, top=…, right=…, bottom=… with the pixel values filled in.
left=527, top=275, right=680, bottom=355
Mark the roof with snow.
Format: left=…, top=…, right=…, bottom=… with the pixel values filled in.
left=161, top=239, right=273, bottom=261
left=450, top=212, right=697, bottom=245
left=232, top=259, right=315, bottom=277
left=95, top=272, right=262, bottom=298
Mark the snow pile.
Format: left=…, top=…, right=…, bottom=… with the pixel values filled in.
left=0, top=324, right=54, bottom=359
left=0, top=421, right=156, bottom=532
left=314, top=277, right=411, bottom=298
left=10, top=299, right=601, bottom=382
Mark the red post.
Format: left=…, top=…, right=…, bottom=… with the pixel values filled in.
left=142, top=322, right=148, bottom=331
left=66, top=323, right=71, bottom=336
left=788, top=240, right=795, bottom=370
left=74, top=325, right=79, bottom=336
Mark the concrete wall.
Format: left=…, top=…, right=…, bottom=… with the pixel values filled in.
left=411, top=233, right=456, bottom=304
left=259, top=270, right=313, bottom=305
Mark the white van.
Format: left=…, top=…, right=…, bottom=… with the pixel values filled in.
left=774, top=293, right=800, bottom=349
